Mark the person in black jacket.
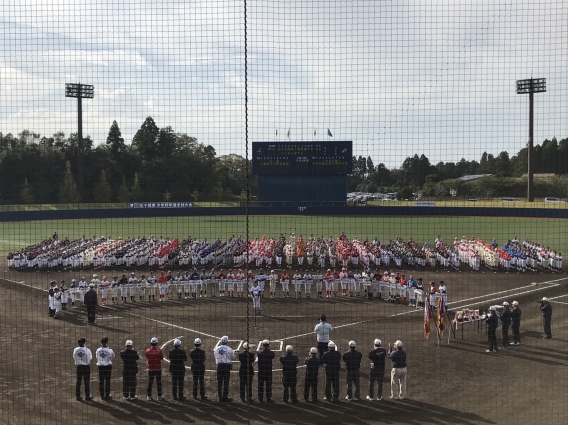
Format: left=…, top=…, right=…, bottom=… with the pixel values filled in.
left=189, top=338, right=207, bottom=400
left=367, top=338, right=387, bottom=401
left=485, top=307, right=499, bottom=352
left=540, top=297, right=553, bottom=339
left=256, top=339, right=275, bottom=403
left=321, top=341, right=341, bottom=401
left=304, top=347, right=319, bottom=402
left=511, top=301, right=522, bottom=344
left=280, top=345, right=299, bottom=403
left=83, top=284, right=98, bottom=325
left=238, top=342, right=255, bottom=402
left=169, top=339, right=188, bottom=400
left=388, top=340, right=407, bottom=400
left=499, top=302, right=512, bottom=348
left=343, top=340, right=362, bottom=400
left=120, top=340, right=140, bottom=400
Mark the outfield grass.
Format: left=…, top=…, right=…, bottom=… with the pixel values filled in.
left=1, top=215, right=567, bottom=255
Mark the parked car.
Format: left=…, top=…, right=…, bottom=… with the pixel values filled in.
left=545, top=197, right=563, bottom=203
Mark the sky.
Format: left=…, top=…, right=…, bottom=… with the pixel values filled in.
left=1, top=0, right=567, bottom=168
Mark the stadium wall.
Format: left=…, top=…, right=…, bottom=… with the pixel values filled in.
left=1, top=205, right=567, bottom=222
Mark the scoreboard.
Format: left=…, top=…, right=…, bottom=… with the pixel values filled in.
left=252, top=141, right=352, bottom=175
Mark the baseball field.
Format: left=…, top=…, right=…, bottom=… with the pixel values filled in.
left=0, top=214, right=567, bottom=425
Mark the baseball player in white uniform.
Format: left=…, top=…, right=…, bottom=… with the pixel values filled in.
left=268, top=270, right=278, bottom=298
left=250, top=280, right=262, bottom=315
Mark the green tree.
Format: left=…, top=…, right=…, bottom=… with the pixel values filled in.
left=93, top=170, right=112, bottom=203
left=106, top=120, right=126, bottom=155
left=130, top=172, right=143, bottom=201
left=117, top=175, right=131, bottom=202
left=58, top=161, right=80, bottom=203
left=131, top=116, right=159, bottom=160
left=20, top=178, right=34, bottom=204
left=366, top=156, right=375, bottom=174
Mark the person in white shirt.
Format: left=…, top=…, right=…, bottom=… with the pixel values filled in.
left=214, top=336, right=235, bottom=402
left=96, top=337, right=116, bottom=400
left=314, top=315, right=333, bottom=359
left=250, top=281, right=262, bottom=316
left=73, top=337, right=93, bottom=401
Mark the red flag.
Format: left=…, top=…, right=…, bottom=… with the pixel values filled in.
left=437, top=296, right=449, bottom=336
left=424, top=298, right=433, bottom=339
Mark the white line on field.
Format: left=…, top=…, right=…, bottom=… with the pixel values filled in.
left=548, top=294, right=568, bottom=300
left=549, top=300, right=568, bottom=305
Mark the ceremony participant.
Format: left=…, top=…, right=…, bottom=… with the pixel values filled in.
left=78, top=277, right=88, bottom=307
left=83, top=283, right=98, bottom=325
left=190, top=268, right=201, bottom=299
left=138, top=274, right=147, bottom=302
left=120, top=340, right=139, bottom=400
left=256, top=269, right=267, bottom=297
left=367, top=339, right=386, bottom=401
left=168, top=339, right=187, bottom=400
left=257, top=339, right=275, bottom=403
left=128, top=273, right=138, bottom=303
left=226, top=269, right=236, bottom=298
left=280, top=270, right=290, bottom=298
left=324, top=269, right=334, bottom=298
left=304, top=347, right=320, bottom=402
left=415, top=278, right=425, bottom=308
left=48, top=280, right=57, bottom=317
left=236, top=268, right=246, bottom=298
left=110, top=276, right=119, bottom=305
left=238, top=342, right=255, bottom=402
left=52, top=287, right=62, bottom=319
left=146, top=337, right=165, bottom=401
left=322, top=341, right=341, bottom=401
left=99, top=276, right=111, bottom=306
left=60, top=280, right=69, bottom=310
left=157, top=271, right=168, bottom=302
left=485, top=307, right=499, bottom=352
left=217, top=269, right=227, bottom=297
left=268, top=270, right=278, bottom=299
left=280, top=345, right=299, bottom=403
left=182, top=271, right=191, bottom=299
left=248, top=280, right=262, bottom=316
left=314, top=315, right=332, bottom=359
left=147, top=272, right=157, bottom=301
left=540, top=297, right=552, bottom=339
left=214, top=336, right=234, bottom=402
left=339, top=268, right=348, bottom=297
left=119, top=273, right=129, bottom=303
left=500, top=302, right=512, bottom=348
left=388, top=340, right=407, bottom=400
left=95, top=337, right=115, bottom=400
left=304, top=271, right=313, bottom=299
left=73, top=337, right=93, bottom=401
left=343, top=340, right=362, bottom=401
left=407, top=275, right=417, bottom=307
left=190, top=338, right=207, bottom=400
left=293, top=270, right=303, bottom=299
left=511, top=301, right=522, bottom=344
left=69, top=279, right=78, bottom=308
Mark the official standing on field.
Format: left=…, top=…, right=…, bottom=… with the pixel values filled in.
left=146, top=337, right=165, bottom=401
left=168, top=339, right=187, bottom=400
left=280, top=345, right=299, bottom=403
left=73, top=337, right=93, bottom=401
left=314, top=315, right=332, bottom=359
left=540, top=297, right=553, bottom=339
left=214, top=336, right=234, bottom=402
left=190, top=338, right=207, bottom=400
left=257, top=339, right=275, bottom=403
left=304, top=347, right=320, bottom=402
left=95, top=337, right=115, bottom=400
left=511, top=301, right=522, bottom=344
left=367, top=339, right=386, bottom=401
left=120, top=340, right=139, bottom=400
left=321, top=341, right=341, bottom=401
left=83, top=283, right=98, bottom=325
left=500, top=302, right=512, bottom=348
left=388, top=340, right=407, bottom=400
left=343, top=340, right=362, bottom=401
left=238, top=342, right=255, bottom=402
left=485, top=307, right=499, bottom=352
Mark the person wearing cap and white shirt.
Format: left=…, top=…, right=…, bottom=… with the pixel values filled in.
left=321, top=341, right=341, bottom=401
left=146, top=337, right=165, bottom=401
left=256, top=269, right=267, bottom=298
left=268, top=270, right=278, bottom=299
left=484, top=307, right=499, bottom=352
left=367, top=339, right=387, bottom=401
left=168, top=339, right=188, bottom=400
left=190, top=338, right=207, bottom=400
left=214, top=336, right=234, bottom=402
left=250, top=280, right=262, bottom=316
left=95, top=337, right=115, bottom=400
left=314, top=315, right=333, bottom=359
left=238, top=342, right=255, bottom=402
left=73, top=337, right=93, bottom=401
left=78, top=277, right=88, bottom=306
left=540, top=297, right=553, bottom=339
left=83, top=283, right=98, bottom=325
left=343, top=341, right=362, bottom=401
left=511, top=301, right=522, bottom=344
left=500, top=302, right=512, bottom=348
left=304, top=347, right=320, bottom=402
left=280, top=345, right=299, bottom=403
left=387, top=340, right=407, bottom=400
left=120, top=340, right=140, bottom=400
left=257, top=339, right=275, bottom=403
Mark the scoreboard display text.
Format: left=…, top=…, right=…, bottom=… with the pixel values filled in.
left=252, top=141, right=353, bottom=175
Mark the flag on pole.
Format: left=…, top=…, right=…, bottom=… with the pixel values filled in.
left=287, top=128, right=291, bottom=139
left=424, top=298, right=433, bottom=339
left=327, top=128, right=333, bottom=137
left=437, top=296, right=449, bottom=336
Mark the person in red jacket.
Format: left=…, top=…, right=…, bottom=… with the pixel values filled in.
left=146, top=337, right=165, bottom=401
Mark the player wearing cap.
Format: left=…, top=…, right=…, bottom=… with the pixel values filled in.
left=190, top=338, right=207, bottom=400
left=304, top=347, right=320, bottom=402
left=190, top=268, right=201, bottom=299
left=257, top=339, right=275, bottom=403
left=415, top=278, right=424, bottom=308
left=485, top=307, right=499, bottom=352
left=235, top=268, right=245, bottom=298
left=147, top=272, right=157, bottom=301
left=280, top=345, right=299, bottom=403
left=280, top=271, right=290, bottom=298
left=540, top=297, right=552, bottom=339
left=367, top=339, right=387, bottom=401
left=500, top=302, right=512, bottom=348
left=78, top=277, right=88, bottom=306
left=324, top=269, right=334, bottom=298
left=256, top=269, right=267, bottom=298
left=250, top=280, right=262, bottom=316
left=238, top=342, right=255, bottom=402
left=95, top=337, right=115, bottom=400
left=69, top=279, right=78, bottom=308
left=120, top=340, right=140, bottom=400
left=73, top=337, right=93, bottom=401
left=128, top=272, right=138, bottom=303
left=226, top=269, right=236, bottom=298
left=321, top=341, right=341, bottom=401
left=343, top=341, right=362, bottom=401
left=48, top=281, right=57, bottom=317
left=511, top=301, right=522, bottom=345
left=52, top=286, right=62, bottom=319
left=314, top=315, right=333, bottom=359
left=157, top=271, right=168, bottom=302
left=388, top=340, right=407, bottom=400
left=214, top=336, right=234, bottom=402
left=268, top=270, right=278, bottom=299
left=146, top=337, right=165, bottom=401
left=168, top=339, right=188, bottom=400
left=83, top=283, right=98, bottom=325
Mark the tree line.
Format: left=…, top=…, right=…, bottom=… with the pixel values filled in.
left=0, top=117, right=567, bottom=203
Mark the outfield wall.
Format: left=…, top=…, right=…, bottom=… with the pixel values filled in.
left=1, top=205, right=567, bottom=222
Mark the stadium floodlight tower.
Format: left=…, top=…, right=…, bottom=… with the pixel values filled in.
left=65, top=83, right=94, bottom=200
left=516, top=78, right=546, bottom=202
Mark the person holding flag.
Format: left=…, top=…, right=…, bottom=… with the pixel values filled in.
left=424, top=297, right=433, bottom=339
